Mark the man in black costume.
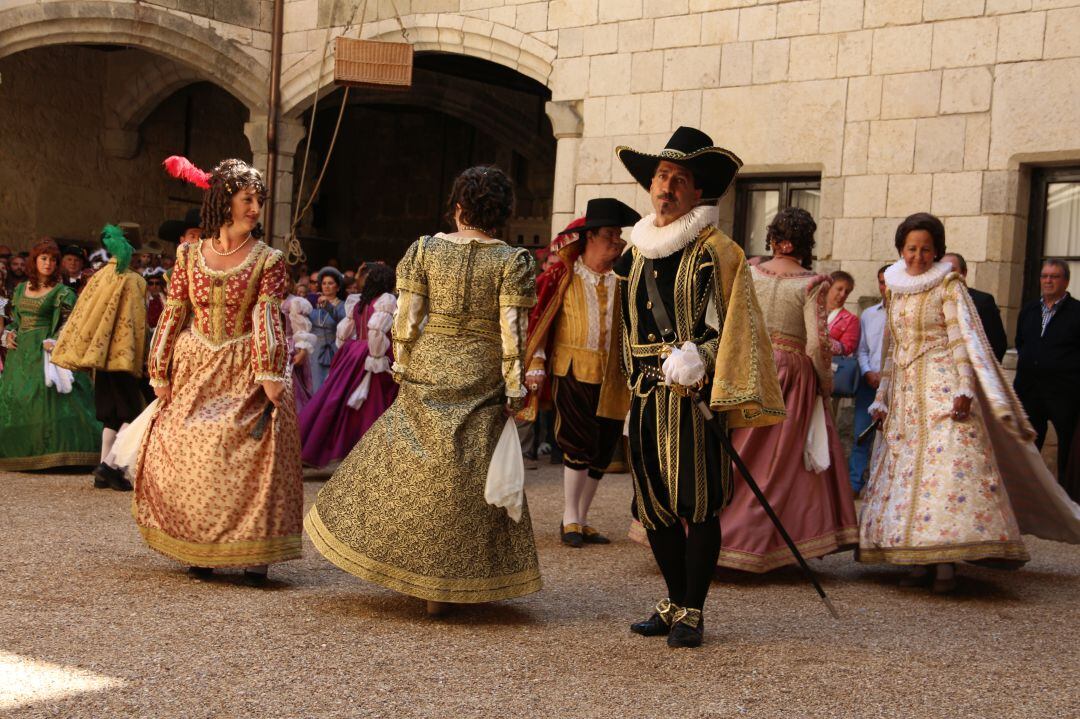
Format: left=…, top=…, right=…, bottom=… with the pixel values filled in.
left=603, top=127, right=785, bottom=647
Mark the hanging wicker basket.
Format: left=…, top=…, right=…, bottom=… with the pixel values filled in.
left=333, top=37, right=413, bottom=89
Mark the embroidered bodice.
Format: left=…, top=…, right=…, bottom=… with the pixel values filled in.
left=750, top=266, right=832, bottom=395
left=393, top=233, right=536, bottom=399
left=148, top=241, right=289, bottom=386
left=872, top=261, right=974, bottom=411
left=6, top=283, right=74, bottom=336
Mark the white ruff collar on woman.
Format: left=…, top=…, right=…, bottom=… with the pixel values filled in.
left=883, top=258, right=953, bottom=295
left=629, top=205, right=719, bottom=259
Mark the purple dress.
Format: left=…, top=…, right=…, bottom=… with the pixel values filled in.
left=299, top=293, right=399, bottom=467
left=283, top=295, right=315, bottom=414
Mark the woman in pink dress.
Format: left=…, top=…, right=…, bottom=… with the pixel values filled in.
left=716, top=208, right=858, bottom=572
left=826, top=270, right=859, bottom=357
left=298, top=263, right=399, bottom=468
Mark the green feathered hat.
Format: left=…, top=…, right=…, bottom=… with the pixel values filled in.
left=100, top=224, right=133, bottom=274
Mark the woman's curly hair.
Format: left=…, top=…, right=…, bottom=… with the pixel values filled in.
left=199, top=159, right=268, bottom=241
left=27, top=238, right=61, bottom=291
left=766, top=207, right=817, bottom=269
left=357, top=262, right=396, bottom=314
left=444, top=165, right=515, bottom=235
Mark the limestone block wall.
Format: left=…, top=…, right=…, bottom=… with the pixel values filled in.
left=4, top=0, right=1079, bottom=331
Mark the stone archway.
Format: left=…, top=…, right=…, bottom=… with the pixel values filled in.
left=279, top=14, right=557, bottom=121
left=0, top=1, right=265, bottom=113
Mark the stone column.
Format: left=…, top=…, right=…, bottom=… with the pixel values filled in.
left=244, top=116, right=308, bottom=251
left=545, top=100, right=584, bottom=236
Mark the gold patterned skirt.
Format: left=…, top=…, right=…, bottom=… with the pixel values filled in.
left=858, top=346, right=1029, bottom=566
left=133, top=330, right=304, bottom=567
left=305, top=331, right=542, bottom=603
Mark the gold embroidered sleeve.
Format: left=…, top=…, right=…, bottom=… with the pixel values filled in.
left=942, top=277, right=975, bottom=400
left=147, top=244, right=191, bottom=387
left=499, top=249, right=537, bottom=405
left=251, top=251, right=289, bottom=382
left=499, top=248, right=538, bottom=309
left=804, top=280, right=833, bottom=397
left=706, top=236, right=786, bottom=427
left=869, top=292, right=894, bottom=415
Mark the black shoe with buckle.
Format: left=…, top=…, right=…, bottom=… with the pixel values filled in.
left=582, top=525, right=611, bottom=544
left=666, top=607, right=704, bottom=648
left=630, top=598, right=679, bottom=636
left=92, top=463, right=132, bottom=491
left=560, top=522, right=584, bottom=548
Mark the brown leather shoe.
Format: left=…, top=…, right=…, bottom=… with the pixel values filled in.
left=560, top=522, right=584, bottom=548
left=582, top=525, right=611, bottom=544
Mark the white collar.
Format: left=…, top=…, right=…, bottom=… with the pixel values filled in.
left=628, top=205, right=719, bottom=259
left=883, top=259, right=953, bottom=295
left=433, top=232, right=505, bottom=246
left=573, top=256, right=613, bottom=285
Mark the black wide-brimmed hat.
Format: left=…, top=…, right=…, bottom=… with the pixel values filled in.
left=157, top=207, right=202, bottom=245
left=578, top=198, right=642, bottom=233
left=616, top=126, right=743, bottom=200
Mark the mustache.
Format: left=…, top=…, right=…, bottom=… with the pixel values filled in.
left=656, top=192, right=676, bottom=202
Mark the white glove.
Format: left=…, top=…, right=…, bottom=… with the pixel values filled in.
left=661, top=342, right=705, bottom=386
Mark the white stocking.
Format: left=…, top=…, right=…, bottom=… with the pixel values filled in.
left=100, top=428, right=118, bottom=464
left=578, top=477, right=601, bottom=527
left=562, top=467, right=587, bottom=526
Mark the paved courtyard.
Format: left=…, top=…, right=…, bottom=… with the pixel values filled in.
left=1, top=464, right=1078, bottom=718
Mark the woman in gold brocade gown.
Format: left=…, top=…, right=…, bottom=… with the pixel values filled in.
left=305, top=166, right=542, bottom=613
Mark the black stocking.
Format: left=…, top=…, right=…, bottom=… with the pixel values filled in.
left=645, top=522, right=687, bottom=606
left=683, top=515, right=721, bottom=610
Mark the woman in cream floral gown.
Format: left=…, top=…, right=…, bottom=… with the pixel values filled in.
left=861, top=213, right=1031, bottom=593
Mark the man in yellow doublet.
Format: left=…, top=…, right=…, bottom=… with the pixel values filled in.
left=522, top=199, right=641, bottom=548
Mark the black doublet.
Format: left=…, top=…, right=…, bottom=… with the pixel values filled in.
left=613, top=239, right=731, bottom=530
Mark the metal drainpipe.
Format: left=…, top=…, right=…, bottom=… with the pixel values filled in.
left=265, top=0, right=285, bottom=248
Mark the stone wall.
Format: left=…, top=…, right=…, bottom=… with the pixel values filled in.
left=4, top=0, right=1080, bottom=331
left=0, top=46, right=251, bottom=249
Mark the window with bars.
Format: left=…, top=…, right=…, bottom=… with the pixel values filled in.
left=1026, top=167, right=1080, bottom=302
left=732, top=176, right=821, bottom=258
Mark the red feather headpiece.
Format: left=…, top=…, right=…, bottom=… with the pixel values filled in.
left=162, top=155, right=211, bottom=190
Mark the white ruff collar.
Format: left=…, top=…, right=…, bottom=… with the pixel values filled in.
left=883, top=259, right=952, bottom=295
left=629, top=205, right=718, bottom=259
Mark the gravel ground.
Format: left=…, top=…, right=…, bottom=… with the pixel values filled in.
left=1, top=464, right=1078, bottom=718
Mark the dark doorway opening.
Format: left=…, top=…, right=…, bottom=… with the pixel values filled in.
left=293, top=53, right=555, bottom=270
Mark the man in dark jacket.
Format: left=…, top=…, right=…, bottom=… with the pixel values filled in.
left=943, top=253, right=1007, bottom=362
left=1014, top=258, right=1080, bottom=496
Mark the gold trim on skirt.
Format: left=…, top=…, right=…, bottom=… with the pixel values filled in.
left=138, top=526, right=302, bottom=568
left=857, top=540, right=1030, bottom=566
left=0, top=452, right=100, bottom=471
left=305, top=506, right=543, bottom=603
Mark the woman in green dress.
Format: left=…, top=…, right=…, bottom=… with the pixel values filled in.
left=0, top=239, right=101, bottom=470
left=305, top=166, right=542, bottom=614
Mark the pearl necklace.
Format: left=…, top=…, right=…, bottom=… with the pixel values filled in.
left=209, top=233, right=252, bottom=257
left=458, top=223, right=493, bottom=236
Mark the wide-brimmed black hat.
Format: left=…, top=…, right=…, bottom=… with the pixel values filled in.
left=578, top=198, right=641, bottom=233
left=616, top=126, right=743, bottom=200
left=157, top=208, right=202, bottom=244
left=62, top=245, right=87, bottom=260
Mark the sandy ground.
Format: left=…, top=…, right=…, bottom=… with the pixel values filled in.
left=1, top=464, right=1078, bottom=719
